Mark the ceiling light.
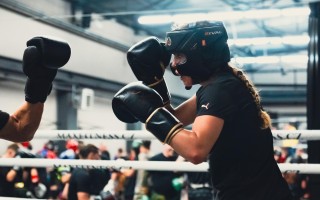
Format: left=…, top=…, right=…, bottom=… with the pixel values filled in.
left=231, top=55, right=308, bottom=65
left=172, top=13, right=207, bottom=24
left=137, top=7, right=310, bottom=25
left=138, top=15, right=172, bottom=25
left=244, top=9, right=281, bottom=19
left=281, top=7, right=311, bottom=16
left=228, top=35, right=309, bottom=46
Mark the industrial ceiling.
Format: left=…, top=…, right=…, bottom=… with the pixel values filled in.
left=67, top=0, right=315, bottom=77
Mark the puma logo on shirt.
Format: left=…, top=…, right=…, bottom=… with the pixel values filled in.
left=201, top=103, right=210, bottom=110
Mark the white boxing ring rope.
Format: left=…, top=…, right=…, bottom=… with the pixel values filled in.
left=33, top=129, right=320, bottom=140
left=11, top=129, right=318, bottom=175
left=0, top=158, right=319, bottom=174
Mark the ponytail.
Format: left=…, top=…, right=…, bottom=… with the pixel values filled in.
left=228, top=63, right=271, bottom=129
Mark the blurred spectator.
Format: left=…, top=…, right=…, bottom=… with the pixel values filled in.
left=121, top=140, right=141, bottom=200
left=277, top=147, right=289, bottom=163
left=186, top=171, right=213, bottom=200
left=283, top=147, right=309, bottom=200
left=20, top=141, right=33, bottom=151
left=99, top=143, right=110, bottom=160
left=134, top=140, right=153, bottom=200
left=145, top=144, right=182, bottom=200
left=48, top=164, right=72, bottom=200
left=59, top=139, right=79, bottom=159
left=37, top=140, right=57, bottom=159
left=67, top=144, right=110, bottom=200
left=274, top=147, right=282, bottom=162
left=0, top=143, right=20, bottom=197
left=114, top=148, right=126, bottom=160
left=0, top=143, right=47, bottom=198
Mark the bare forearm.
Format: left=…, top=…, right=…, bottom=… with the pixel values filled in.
left=170, top=115, right=224, bottom=164
left=6, top=170, right=17, bottom=182
left=170, top=129, right=208, bottom=164
left=0, top=102, right=43, bottom=142
left=77, top=192, right=90, bottom=200
left=165, top=95, right=197, bottom=126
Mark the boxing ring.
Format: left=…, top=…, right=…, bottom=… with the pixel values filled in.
left=29, top=129, right=320, bottom=141
left=0, top=129, right=319, bottom=174
left=0, top=158, right=319, bottom=174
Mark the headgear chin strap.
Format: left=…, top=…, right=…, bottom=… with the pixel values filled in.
left=185, top=86, right=192, bottom=90
left=165, top=21, right=230, bottom=88
left=169, top=63, right=193, bottom=90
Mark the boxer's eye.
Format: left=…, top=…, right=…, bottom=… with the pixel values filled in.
left=173, top=53, right=187, bottom=65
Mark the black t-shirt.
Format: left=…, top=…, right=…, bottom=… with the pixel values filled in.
left=123, top=156, right=137, bottom=198
left=68, top=168, right=91, bottom=200
left=187, top=171, right=211, bottom=185
left=148, top=153, right=180, bottom=198
left=0, top=166, right=25, bottom=197
left=0, top=167, right=15, bottom=196
left=68, top=168, right=110, bottom=200
left=196, top=71, right=292, bottom=200
left=89, top=169, right=110, bottom=195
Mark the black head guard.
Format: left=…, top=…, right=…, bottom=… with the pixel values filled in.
left=165, top=21, right=230, bottom=86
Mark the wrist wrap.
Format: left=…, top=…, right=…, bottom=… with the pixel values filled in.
left=146, top=107, right=183, bottom=144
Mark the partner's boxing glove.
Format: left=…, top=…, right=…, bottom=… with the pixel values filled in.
left=112, top=82, right=183, bottom=144
left=127, top=36, right=172, bottom=106
left=23, top=36, right=71, bottom=103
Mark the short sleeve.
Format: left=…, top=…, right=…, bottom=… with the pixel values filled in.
left=196, top=83, right=237, bottom=121
left=76, top=171, right=91, bottom=193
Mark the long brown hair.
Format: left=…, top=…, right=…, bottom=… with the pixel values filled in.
left=228, top=63, right=271, bottom=129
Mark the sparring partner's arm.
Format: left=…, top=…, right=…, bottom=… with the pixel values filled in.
left=0, top=104, right=43, bottom=142
left=112, top=82, right=223, bottom=164
left=0, top=37, right=70, bottom=142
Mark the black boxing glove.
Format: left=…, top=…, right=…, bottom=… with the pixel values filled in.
left=23, top=36, right=71, bottom=103
left=112, top=82, right=183, bottom=143
left=127, top=36, right=172, bottom=106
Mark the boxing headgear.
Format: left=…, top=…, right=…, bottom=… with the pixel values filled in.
left=165, top=21, right=230, bottom=87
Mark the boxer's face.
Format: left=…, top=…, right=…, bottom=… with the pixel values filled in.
left=172, top=53, right=193, bottom=88
left=3, top=148, right=16, bottom=158
left=172, top=53, right=187, bottom=69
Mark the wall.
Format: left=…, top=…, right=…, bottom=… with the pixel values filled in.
left=0, top=5, right=174, bottom=156
left=0, top=7, right=135, bottom=84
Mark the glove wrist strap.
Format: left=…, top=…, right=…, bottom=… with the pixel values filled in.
left=148, top=78, right=171, bottom=106
left=25, top=78, right=52, bottom=103
left=146, top=107, right=183, bottom=144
